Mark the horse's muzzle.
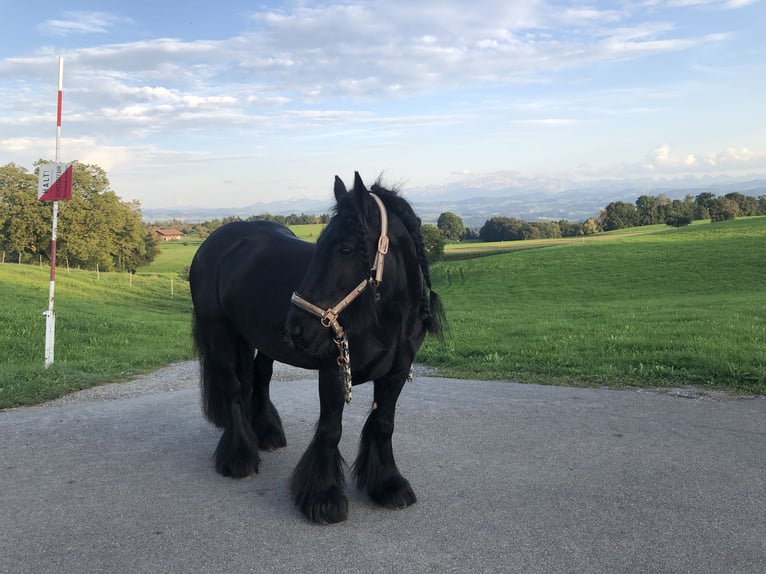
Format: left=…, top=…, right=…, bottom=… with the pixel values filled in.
left=286, top=310, right=330, bottom=356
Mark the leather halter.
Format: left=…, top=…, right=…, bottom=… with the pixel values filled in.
left=290, top=192, right=389, bottom=403
left=290, top=192, right=388, bottom=340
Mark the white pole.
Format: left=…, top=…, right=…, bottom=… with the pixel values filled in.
left=44, top=57, right=63, bottom=368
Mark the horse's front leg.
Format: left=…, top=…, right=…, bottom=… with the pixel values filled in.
left=289, top=367, right=348, bottom=524
left=352, top=370, right=416, bottom=509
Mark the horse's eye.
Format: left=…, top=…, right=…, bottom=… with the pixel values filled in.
left=339, top=246, right=354, bottom=256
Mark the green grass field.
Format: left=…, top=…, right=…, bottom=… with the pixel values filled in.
left=0, top=265, right=194, bottom=408
left=143, top=239, right=203, bottom=273
left=1, top=217, right=763, bottom=408
left=419, top=217, right=766, bottom=392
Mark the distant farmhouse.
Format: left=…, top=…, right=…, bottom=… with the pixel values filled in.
left=154, top=228, right=184, bottom=242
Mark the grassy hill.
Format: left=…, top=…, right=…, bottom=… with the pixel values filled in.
left=1, top=217, right=763, bottom=408
left=0, top=265, right=194, bottom=408
left=419, top=217, right=766, bottom=392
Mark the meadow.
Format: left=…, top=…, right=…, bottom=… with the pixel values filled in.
left=0, top=264, right=194, bottom=408
left=1, top=217, right=763, bottom=408
left=419, top=217, right=766, bottom=393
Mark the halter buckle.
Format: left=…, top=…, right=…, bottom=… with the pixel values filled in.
left=321, top=310, right=338, bottom=328
left=378, top=235, right=389, bottom=255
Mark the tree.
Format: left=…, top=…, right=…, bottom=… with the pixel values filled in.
left=436, top=212, right=465, bottom=241
left=0, top=163, right=50, bottom=263
left=582, top=218, right=600, bottom=235
left=665, top=213, right=693, bottom=228
left=709, top=198, right=740, bottom=222
left=479, top=217, right=523, bottom=241
left=0, top=161, right=159, bottom=270
left=724, top=192, right=759, bottom=216
left=635, top=195, right=660, bottom=226
left=599, top=201, right=638, bottom=231
left=421, top=224, right=445, bottom=263
left=694, top=192, right=717, bottom=220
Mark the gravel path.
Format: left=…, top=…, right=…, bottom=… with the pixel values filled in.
left=41, top=361, right=438, bottom=407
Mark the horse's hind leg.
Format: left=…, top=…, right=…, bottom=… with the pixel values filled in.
left=352, top=371, right=416, bottom=509
left=198, top=319, right=260, bottom=478
left=249, top=351, right=286, bottom=450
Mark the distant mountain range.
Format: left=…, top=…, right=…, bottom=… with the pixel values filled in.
left=142, top=176, right=766, bottom=229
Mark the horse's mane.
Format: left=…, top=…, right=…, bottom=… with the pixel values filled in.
left=368, top=181, right=446, bottom=340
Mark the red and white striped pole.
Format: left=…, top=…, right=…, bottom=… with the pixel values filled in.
left=44, top=56, right=63, bottom=368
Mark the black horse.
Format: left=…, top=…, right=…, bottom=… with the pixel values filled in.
left=189, top=173, right=445, bottom=523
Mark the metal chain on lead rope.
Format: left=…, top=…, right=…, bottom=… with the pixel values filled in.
left=290, top=192, right=389, bottom=404
left=335, top=334, right=352, bottom=403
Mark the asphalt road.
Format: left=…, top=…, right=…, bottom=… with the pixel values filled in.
left=1, top=372, right=764, bottom=573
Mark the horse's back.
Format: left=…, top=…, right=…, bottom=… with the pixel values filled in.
left=192, top=220, right=301, bottom=270
left=190, top=220, right=316, bottom=364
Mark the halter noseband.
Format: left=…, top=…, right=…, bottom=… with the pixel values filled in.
left=290, top=192, right=389, bottom=403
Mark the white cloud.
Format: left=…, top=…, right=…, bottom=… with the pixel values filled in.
left=1, top=1, right=764, bottom=207
left=642, top=144, right=763, bottom=174
left=38, top=12, right=133, bottom=36
left=657, top=0, right=758, bottom=8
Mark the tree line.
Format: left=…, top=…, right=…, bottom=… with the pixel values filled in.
left=1, top=162, right=159, bottom=270
left=599, top=191, right=765, bottom=231
left=463, top=190, right=766, bottom=243
left=5, top=159, right=763, bottom=270
left=152, top=212, right=330, bottom=241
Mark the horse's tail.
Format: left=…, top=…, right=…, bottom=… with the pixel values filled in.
left=425, top=289, right=447, bottom=343
left=192, top=313, right=231, bottom=428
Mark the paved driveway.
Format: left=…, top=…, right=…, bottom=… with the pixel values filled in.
left=1, top=371, right=764, bottom=573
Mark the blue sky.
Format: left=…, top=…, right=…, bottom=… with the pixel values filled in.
left=1, top=0, right=764, bottom=208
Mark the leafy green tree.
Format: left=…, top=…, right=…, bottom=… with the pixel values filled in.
left=437, top=212, right=465, bottom=241
left=599, top=201, right=638, bottom=231
left=0, top=163, right=50, bottom=263
left=0, top=161, right=159, bottom=271
left=724, top=192, right=759, bottom=216
left=694, top=192, right=717, bottom=220
left=668, top=198, right=695, bottom=221
left=709, top=198, right=740, bottom=222
left=421, top=224, right=445, bottom=263
left=582, top=218, right=600, bottom=235
left=479, top=217, right=522, bottom=241
left=665, top=214, right=693, bottom=228
left=635, top=195, right=660, bottom=226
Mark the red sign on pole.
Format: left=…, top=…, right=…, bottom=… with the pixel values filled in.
left=38, top=162, right=72, bottom=201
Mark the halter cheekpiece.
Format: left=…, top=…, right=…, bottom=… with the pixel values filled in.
left=290, top=192, right=389, bottom=403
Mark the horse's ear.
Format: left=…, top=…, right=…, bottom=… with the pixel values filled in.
left=353, top=172, right=368, bottom=193
left=334, top=176, right=347, bottom=203
left=350, top=172, right=372, bottom=216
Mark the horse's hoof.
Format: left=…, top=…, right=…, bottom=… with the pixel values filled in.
left=215, top=457, right=259, bottom=479
left=369, top=475, right=417, bottom=509
left=214, top=441, right=260, bottom=478
left=300, top=485, right=349, bottom=524
left=257, top=425, right=287, bottom=451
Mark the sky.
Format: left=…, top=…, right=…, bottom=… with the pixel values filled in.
left=1, top=0, right=765, bottom=208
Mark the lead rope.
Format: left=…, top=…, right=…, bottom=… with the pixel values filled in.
left=290, top=192, right=389, bottom=404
